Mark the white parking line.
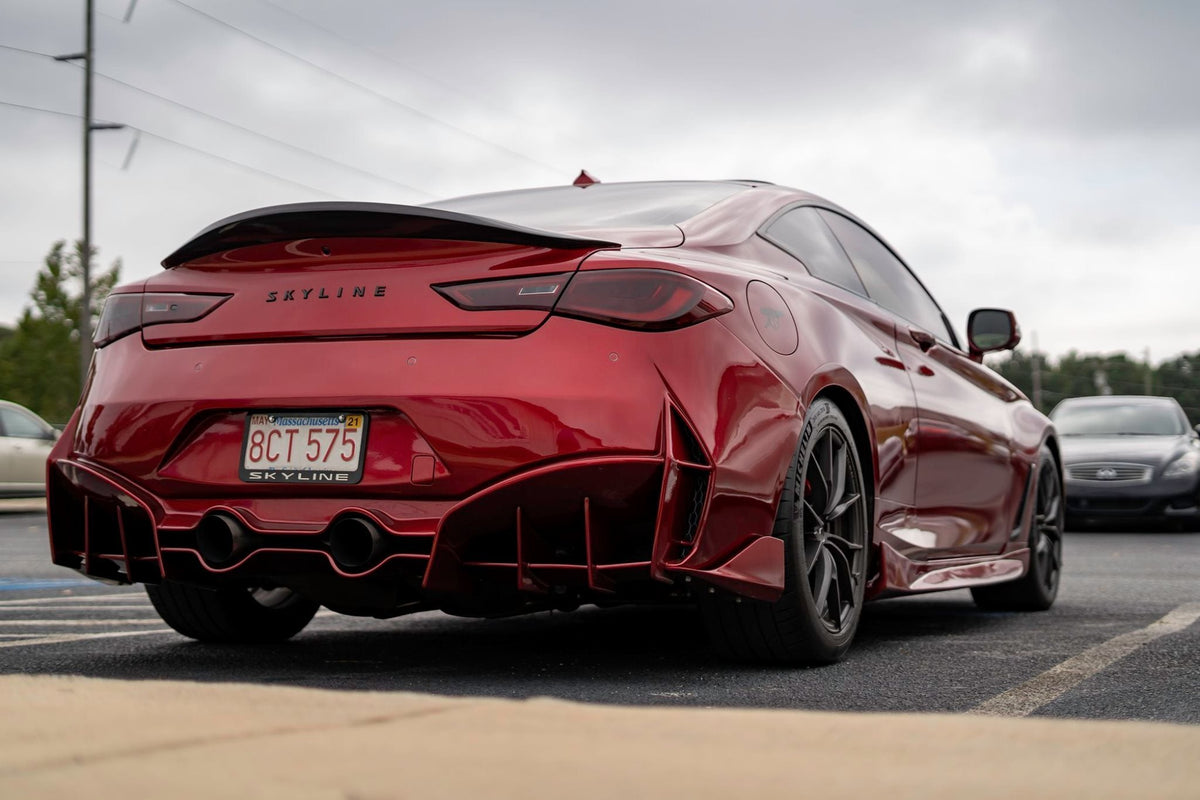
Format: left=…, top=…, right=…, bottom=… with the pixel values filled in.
left=0, top=633, right=67, bottom=639
left=0, top=605, right=153, bottom=611
left=0, top=595, right=149, bottom=606
left=0, top=619, right=166, bottom=627
left=971, top=601, right=1200, bottom=717
left=0, top=629, right=175, bottom=649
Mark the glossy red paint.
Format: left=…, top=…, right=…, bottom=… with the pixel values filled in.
left=47, top=180, right=1055, bottom=644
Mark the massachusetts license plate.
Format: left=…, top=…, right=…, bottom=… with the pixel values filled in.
left=240, top=411, right=368, bottom=484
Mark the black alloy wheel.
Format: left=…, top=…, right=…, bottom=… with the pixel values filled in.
left=702, top=398, right=869, bottom=664
left=798, top=412, right=869, bottom=636
left=972, top=443, right=1063, bottom=611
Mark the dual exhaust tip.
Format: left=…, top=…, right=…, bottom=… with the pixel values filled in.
left=195, top=512, right=384, bottom=572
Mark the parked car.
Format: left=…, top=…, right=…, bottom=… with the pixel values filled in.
left=1052, top=395, right=1200, bottom=529
left=46, top=178, right=1060, bottom=663
left=0, top=400, right=58, bottom=498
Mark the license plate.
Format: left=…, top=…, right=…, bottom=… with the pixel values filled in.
left=240, top=411, right=368, bottom=484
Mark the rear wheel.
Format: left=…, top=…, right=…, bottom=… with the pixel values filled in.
left=147, top=580, right=319, bottom=643
left=971, top=444, right=1063, bottom=611
left=702, top=398, right=869, bottom=664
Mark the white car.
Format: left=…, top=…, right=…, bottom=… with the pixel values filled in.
left=0, top=400, right=58, bottom=497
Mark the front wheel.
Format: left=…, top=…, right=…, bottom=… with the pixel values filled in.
left=702, top=398, right=870, bottom=664
left=147, top=580, right=319, bottom=643
left=971, top=444, right=1063, bottom=611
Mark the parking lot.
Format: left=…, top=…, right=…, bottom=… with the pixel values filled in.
left=1, top=506, right=1196, bottom=723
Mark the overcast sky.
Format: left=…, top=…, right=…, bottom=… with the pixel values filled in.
left=1, top=0, right=1197, bottom=363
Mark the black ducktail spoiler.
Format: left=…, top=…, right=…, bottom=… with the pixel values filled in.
left=162, top=202, right=620, bottom=268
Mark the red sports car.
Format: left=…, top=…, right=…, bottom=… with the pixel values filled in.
left=47, top=178, right=1062, bottom=663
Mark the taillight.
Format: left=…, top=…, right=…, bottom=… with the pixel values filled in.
left=433, top=269, right=733, bottom=331
left=433, top=273, right=571, bottom=311
left=93, top=292, right=230, bottom=347
left=555, top=269, right=733, bottom=330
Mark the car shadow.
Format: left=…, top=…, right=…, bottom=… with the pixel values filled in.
left=45, top=589, right=1022, bottom=707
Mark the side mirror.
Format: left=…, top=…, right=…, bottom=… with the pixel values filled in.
left=967, top=308, right=1021, bottom=360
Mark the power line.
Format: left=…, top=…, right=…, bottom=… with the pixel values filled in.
left=92, top=69, right=433, bottom=199
left=0, top=99, right=340, bottom=197
left=251, top=0, right=592, bottom=171
left=253, top=0, right=537, bottom=126
left=0, top=98, right=105, bottom=123
left=0, top=43, right=49, bottom=59
left=134, top=128, right=341, bottom=198
left=163, top=0, right=564, bottom=177
left=1, top=43, right=432, bottom=198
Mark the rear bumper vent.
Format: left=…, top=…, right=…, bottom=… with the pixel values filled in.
left=46, top=401, right=717, bottom=606
left=48, top=461, right=162, bottom=585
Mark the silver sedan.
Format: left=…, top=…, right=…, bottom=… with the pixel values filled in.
left=0, top=400, right=58, bottom=497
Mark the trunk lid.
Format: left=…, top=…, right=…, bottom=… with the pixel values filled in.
left=141, top=203, right=618, bottom=346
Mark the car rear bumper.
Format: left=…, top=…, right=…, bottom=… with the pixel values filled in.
left=47, top=318, right=802, bottom=612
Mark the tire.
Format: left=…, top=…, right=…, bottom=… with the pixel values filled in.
left=971, top=444, right=1063, bottom=611
left=146, top=580, right=319, bottom=643
left=702, top=398, right=870, bottom=664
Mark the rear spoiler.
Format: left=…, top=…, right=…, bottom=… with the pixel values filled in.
left=162, top=202, right=619, bottom=268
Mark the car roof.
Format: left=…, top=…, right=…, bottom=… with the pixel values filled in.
left=427, top=179, right=840, bottom=247
left=1057, top=395, right=1178, bottom=406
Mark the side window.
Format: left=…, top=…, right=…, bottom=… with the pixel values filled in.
left=818, top=210, right=956, bottom=345
left=0, top=407, right=49, bottom=439
left=762, top=207, right=867, bottom=296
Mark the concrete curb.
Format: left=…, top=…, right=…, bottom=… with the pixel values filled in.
left=0, top=498, right=45, bottom=515
left=1, top=675, right=1197, bottom=798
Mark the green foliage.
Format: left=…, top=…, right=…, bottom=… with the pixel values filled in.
left=0, top=241, right=120, bottom=424
left=1154, top=354, right=1200, bottom=425
left=992, top=347, right=1200, bottom=424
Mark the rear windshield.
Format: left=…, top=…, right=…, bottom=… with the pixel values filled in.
left=427, top=182, right=744, bottom=230
left=1052, top=402, right=1186, bottom=436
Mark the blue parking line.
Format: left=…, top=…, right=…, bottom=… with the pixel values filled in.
left=0, top=578, right=99, bottom=591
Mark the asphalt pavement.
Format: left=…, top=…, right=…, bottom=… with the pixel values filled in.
left=1, top=506, right=1197, bottom=722
left=2, top=505, right=1198, bottom=798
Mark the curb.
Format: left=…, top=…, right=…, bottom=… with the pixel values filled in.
left=1, top=675, right=1197, bottom=798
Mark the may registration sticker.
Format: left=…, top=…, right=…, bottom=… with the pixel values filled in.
left=240, top=411, right=368, bottom=484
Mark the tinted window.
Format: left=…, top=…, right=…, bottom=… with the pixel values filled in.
left=428, top=182, right=744, bottom=230
left=819, top=211, right=955, bottom=344
left=0, top=407, right=50, bottom=439
left=762, top=208, right=867, bottom=295
left=1052, top=401, right=1187, bottom=436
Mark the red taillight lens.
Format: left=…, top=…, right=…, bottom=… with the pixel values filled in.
left=434, top=269, right=733, bottom=331
left=433, top=272, right=570, bottom=311
left=92, top=294, right=142, bottom=347
left=555, top=269, right=733, bottom=331
left=93, top=292, right=230, bottom=347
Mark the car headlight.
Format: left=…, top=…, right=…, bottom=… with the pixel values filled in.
left=1163, top=451, right=1200, bottom=478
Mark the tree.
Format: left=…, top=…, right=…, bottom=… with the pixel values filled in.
left=0, top=241, right=120, bottom=424
left=993, top=347, right=1200, bottom=425
left=1156, top=354, right=1200, bottom=424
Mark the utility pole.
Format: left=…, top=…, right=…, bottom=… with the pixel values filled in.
left=55, top=0, right=123, bottom=386
left=1031, top=331, right=1043, bottom=411
left=1144, top=347, right=1153, bottom=395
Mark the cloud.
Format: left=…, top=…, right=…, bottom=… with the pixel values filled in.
left=0, top=0, right=1197, bottom=362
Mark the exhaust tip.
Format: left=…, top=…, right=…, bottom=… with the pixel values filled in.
left=196, top=513, right=246, bottom=566
left=328, top=516, right=383, bottom=571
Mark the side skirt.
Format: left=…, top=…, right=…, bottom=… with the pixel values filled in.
left=868, top=541, right=1031, bottom=599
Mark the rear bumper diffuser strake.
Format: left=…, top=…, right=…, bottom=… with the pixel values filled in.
left=46, top=403, right=786, bottom=606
